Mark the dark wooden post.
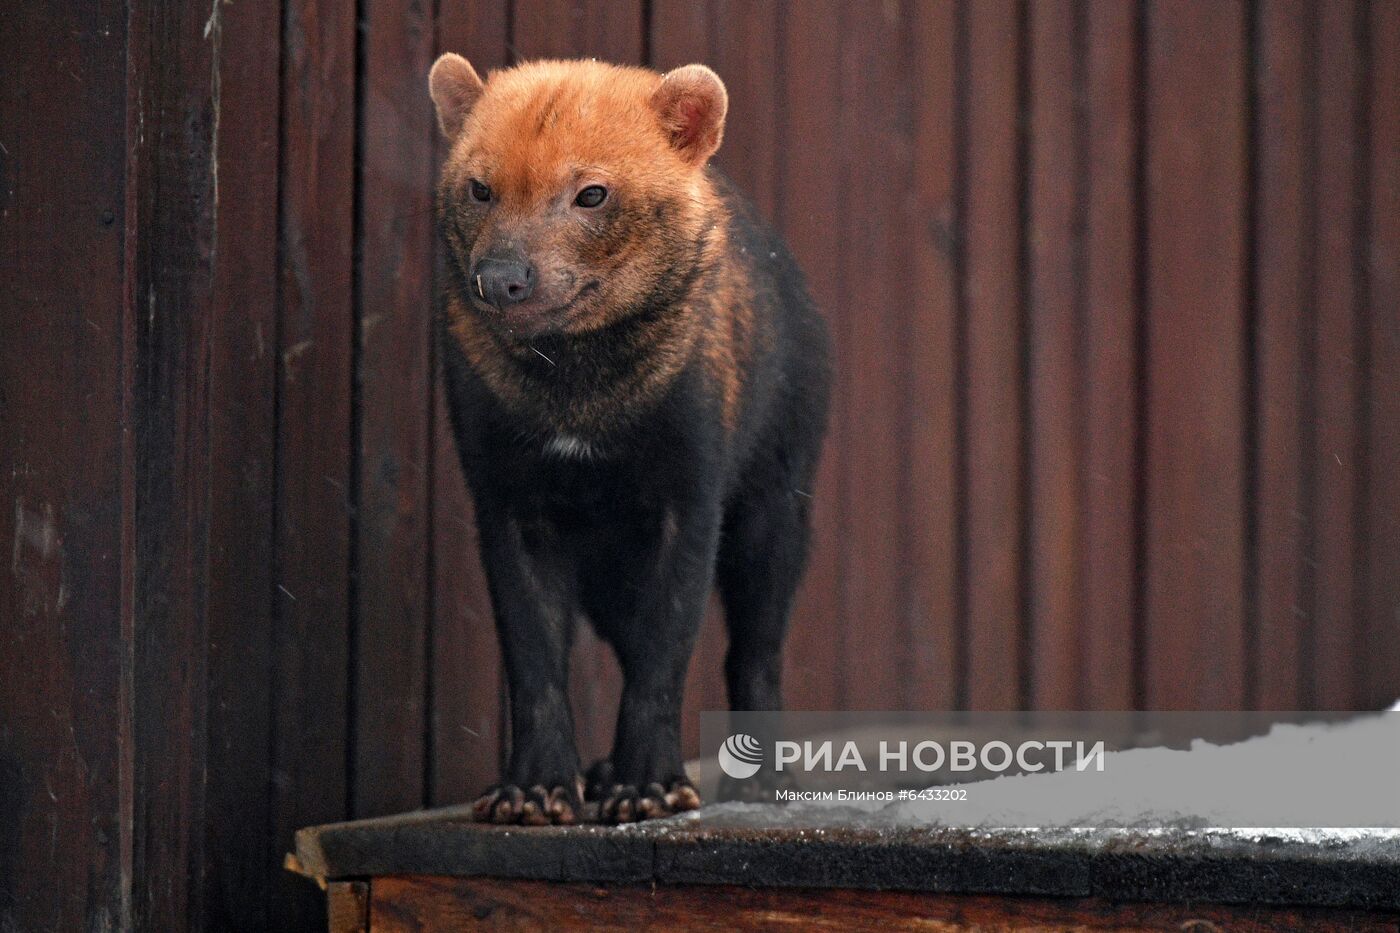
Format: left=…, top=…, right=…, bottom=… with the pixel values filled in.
left=0, top=2, right=133, bottom=929
left=0, top=1, right=244, bottom=928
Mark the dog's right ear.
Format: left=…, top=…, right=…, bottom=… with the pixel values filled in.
left=650, top=65, right=728, bottom=167
left=429, top=53, right=485, bottom=139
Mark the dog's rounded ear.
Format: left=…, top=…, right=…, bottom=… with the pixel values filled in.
left=650, top=65, right=728, bottom=167
left=429, top=53, right=486, bottom=139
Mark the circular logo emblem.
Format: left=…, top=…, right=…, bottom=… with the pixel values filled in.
left=717, top=733, right=763, bottom=779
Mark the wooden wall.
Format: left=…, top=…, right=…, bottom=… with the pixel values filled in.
left=2, top=1, right=1398, bottom=930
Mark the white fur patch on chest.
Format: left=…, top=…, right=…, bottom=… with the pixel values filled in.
left=543, top=433, right=596, bottom=460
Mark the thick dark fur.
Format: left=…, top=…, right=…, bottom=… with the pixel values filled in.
left=435, top=64, right=829, bottom=825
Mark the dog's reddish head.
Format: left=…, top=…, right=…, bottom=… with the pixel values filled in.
left=429, top=56, right=728, bottom=340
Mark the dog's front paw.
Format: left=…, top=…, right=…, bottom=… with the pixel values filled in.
left=596, top=776, right=701, bottom=823
left=471, top=777, right=583, bottom=825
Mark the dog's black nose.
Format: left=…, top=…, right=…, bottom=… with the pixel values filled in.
left=472, top=257, right=535, bottom=308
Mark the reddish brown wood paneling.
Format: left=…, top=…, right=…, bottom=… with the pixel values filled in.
left=203, top=0, right=282, bottom=928
left=126, top=1, right=223, bottom=927
left=512, top=0, right=645, bottom=62
left=963, top=0, right=1026, bottom=710
left=1081, top=0, right=1140, bottom=711
left=1365, top=0, right=1400, bottom=710
left=906, top=0, right=960, bottom=711
left=1143, top=0, right=1249, bottom=710
left=368, top=875, right=1400, bottom=932
left=1254, top=0, right=1309, bottom=710
left=832, top=0, right=918, bottom=711
left=1027, top=0, right=1083, bottom=709
left=352, top=0, right=437, bottom=818
left=0, top=4, right=130, bottom=929
left=272, top=0, right=358, bottom=927
left=775, top=0, right=845, bottom=714
left=1309, top=0, right=1364, bottom=710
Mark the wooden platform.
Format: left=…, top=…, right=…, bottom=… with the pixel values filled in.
left=290, top=805, right=1400, bottom=930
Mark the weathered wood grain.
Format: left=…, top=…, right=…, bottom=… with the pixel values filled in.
left=1308, top=0, right=1364, bottom=710
left=1364, top=0, right=1400, bottom=711
left=352, top=0, right=437, bottom=819
left=772, top=0, right=844, bottom=715
left=293, top=807, right=1400, bottom=913
left=1143, top=0, right=1249, bottom=709
left=905, top=0, right=960, bottom=711
left=1253, top=0, right=1309, bottom=710
left=511, top=0, right=645, bottom=63
left=125, top=1, right=222, bottom=927
left=329, top=880, right=370, bottom=933
left=963, top=0, right=1026, bottom=710
left=1026, top=0, right=1084, bottom=709
left=203, top=0, right=283, bottom=927
left=1080, top=0, right=1141, bottom=710
left=0, top=3, right=130, bottom=930
left=831, top=0, right=919, bottom=711
left=367, top=875, right=1400, bottom=932
left=272, top=0, right=359, bottom=928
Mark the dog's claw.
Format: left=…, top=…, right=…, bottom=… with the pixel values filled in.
left=471, top=780, right=580, bottom=825
left=598, top=777, right=701, bottom=824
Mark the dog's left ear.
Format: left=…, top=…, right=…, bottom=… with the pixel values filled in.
left=650, top=65, right=728, bottom=167
left=429, top=53, right=486, bottom=139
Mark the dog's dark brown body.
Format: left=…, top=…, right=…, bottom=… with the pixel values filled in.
left=429, top=56, right=829, bottom=824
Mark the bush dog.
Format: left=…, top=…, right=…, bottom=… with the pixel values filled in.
left=428, top=55, right=830, bottom=824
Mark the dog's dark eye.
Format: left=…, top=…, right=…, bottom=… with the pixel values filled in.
left=469, top=179, right=492, bottom=203
left=575, top=185, right=607, bottom=208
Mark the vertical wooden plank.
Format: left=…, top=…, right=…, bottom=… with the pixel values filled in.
left=272, top=0, right=357, bottom=925
left=204, top=0, right=282, bottom=927
left=650, top=1, right=711, bottom=70
left=1026, top=0, right=1082, bottom=709
left=1363, top=0, right=1400, bottom=709
left=126, top=1, right=221, bottom=927
left=1143, top=0, right=1248, bottom=710
left=1081, top=0, right=1140, bottom=711
left=509, top=0, right=643, bottom=768
left=1253, top=0, right=1307, bottom=710
left=327, top=881, right=370, bottom=933
left=432, top=0, right=511, bottom=807
left=963, top=0, right=1025, bottom=710
left=0, top=4, right=129, bottom=930
left=512, top=0, right=644, bottom=62
left=777, top=0, right=844, bottom=714
left=834, top=0, right=915, bottom=710
left=1309, top=0, right=1361, bottom=710
left=353, top=0, right=436, bottom=817
left=906, top=0, right=959, bottom=710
